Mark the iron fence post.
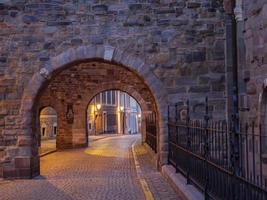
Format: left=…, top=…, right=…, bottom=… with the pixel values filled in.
left=204, top=97, right=210, bottom=200
left=168, top=105, right=170, bottom=165
left=186, top=99, right=191, bottom=184
left=175, top=103, right=179, bottom=173
left=175, top=103, right=178, bottom=143
left=259, top=124, right=263, bottom=188
left=174, top=103, right=179, bottom=173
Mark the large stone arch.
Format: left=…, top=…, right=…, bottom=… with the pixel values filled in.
left=18, top=45, right=168, bottom=178
left=34, top=60, right=159, bottom=150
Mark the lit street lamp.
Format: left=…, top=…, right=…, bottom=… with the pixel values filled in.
left=94, top=103, right=101, bottom=135
left=96, top=104, right=101, bottom=110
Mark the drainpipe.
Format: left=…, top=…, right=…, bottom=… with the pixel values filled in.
left=225, top=0, right=242, bottom=180
left=234, top=0, right=244, bottom=176
left=234, top=0, right=246, bottom=114
left=232, top=0, right=239, bottom=122
left=224, top=1, right=244, bottom=198
left=233, top=0, right=244, bottom=112
left=232, top=0, right=243, bottom=179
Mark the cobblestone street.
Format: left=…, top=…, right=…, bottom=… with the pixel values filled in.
left=0, top=135, right=181, bottom=200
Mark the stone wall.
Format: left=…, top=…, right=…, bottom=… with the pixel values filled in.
left=0, top=1, right=226, bottom=178
left=239, top=0, right=267, bottom=125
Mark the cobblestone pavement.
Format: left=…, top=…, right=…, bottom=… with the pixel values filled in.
left=0, top=135, right=181, bottom=200
left=39, top=135, right=116, bottom=155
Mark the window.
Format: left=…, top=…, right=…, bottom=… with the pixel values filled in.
left=102, top=92, right=107, bottom=104
left=112, top=90, right=116, bottom=105
left=126, top=95, right=130, bottom=107
left=42, top=128, right=45, bottom=136
left=53, top=126, right=57, bottom=135
left=120, top=93, right=125, bottom=107
left=107, top=91, right=111, bottom=105
left=96, top=94, right=101, bottom=104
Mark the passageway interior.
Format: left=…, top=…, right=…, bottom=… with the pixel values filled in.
left=0, top=134, right=180, bottom=200
left=33, top=60, right=157, bottom=155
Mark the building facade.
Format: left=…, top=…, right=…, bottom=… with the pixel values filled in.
left=87, top=90, right=141, bottom=135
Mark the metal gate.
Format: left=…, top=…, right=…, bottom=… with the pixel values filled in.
left=168, top=98, right=267, bottom=200
left=146, top=112, right=157, bottom=153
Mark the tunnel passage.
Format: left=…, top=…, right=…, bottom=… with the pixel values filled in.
left=31, top=60, right=159, bottom=176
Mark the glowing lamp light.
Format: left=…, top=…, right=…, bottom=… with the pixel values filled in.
left=96, top=104, right=102, bottom=110
left=120, top=106, right=124, bottom=112
left=138, top=114, right=141, bottom=118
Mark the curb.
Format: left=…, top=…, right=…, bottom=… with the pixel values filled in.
left=39, top=149, right=57, bottom=157
left=161, top=165, right=204, bottom=200
left=89, top=135, right=111, bottom=142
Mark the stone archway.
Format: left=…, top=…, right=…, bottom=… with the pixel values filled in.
left=83, top=85, right=151, bottom=143
left=17, top=45, right=168, bottom=178
left=85, top=89, right=144, bottom=137
left=35, top=60, right=158, bottom=147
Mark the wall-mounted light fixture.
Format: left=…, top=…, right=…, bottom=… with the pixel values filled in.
left=66, top=104, right=74, bottom=124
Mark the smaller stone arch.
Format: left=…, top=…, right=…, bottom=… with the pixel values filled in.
left=39, top=106, right=57, bottom=139
left=82, top=85, right=151, bottom=143
left=85, top=89, right=143, bottom=136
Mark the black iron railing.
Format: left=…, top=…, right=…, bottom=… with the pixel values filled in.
left=146, top=113, right=157, bottom=153
left=168, top=98, right=267, bottom=200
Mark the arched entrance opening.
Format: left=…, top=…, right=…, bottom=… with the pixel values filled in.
left=38, top=107, right=57, bottom=155
left=30, top=58, right=162, bottom=177
left=87, top=90, right=142, bottom=136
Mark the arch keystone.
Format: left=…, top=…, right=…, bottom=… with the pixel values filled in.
left=104, top=46, right=115, bottom=61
